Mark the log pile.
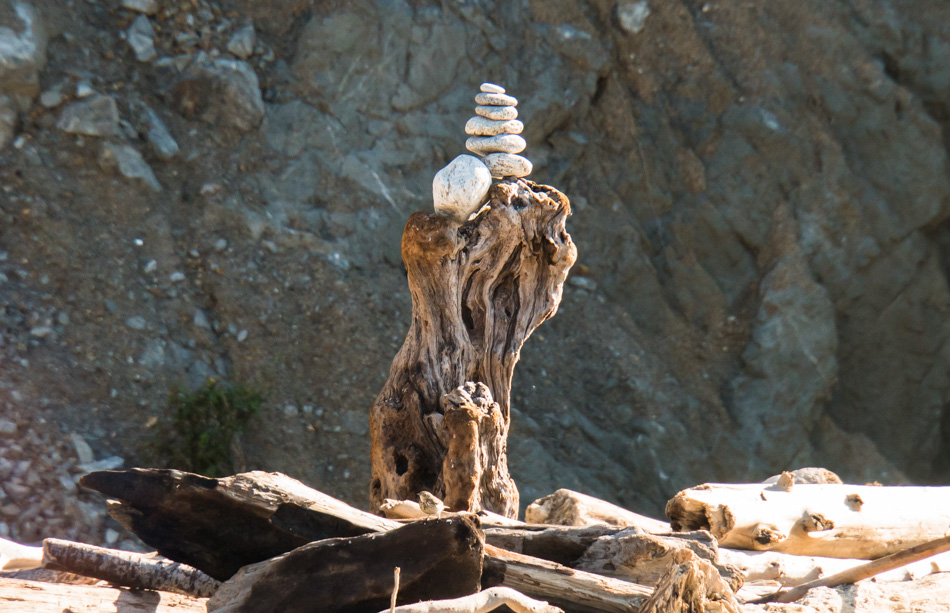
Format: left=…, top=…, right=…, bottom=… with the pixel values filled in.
left=3, top=181, right=950, bottom=612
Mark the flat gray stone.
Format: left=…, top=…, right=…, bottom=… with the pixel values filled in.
left=480, top=82, right=505, bottom=94
left=57, top=94, right=119, bottom=137
left=465, top=134, right=526, bottom=156
left=464, top=116, right=523, bottom=136
left=474, top=92, right=518, bottom=107
left=120, top=0, right=157, bottom=15
left=143, top=107, right=178, bottom=160
left=99, top=142, right=162, bottom=191
left=482, top=152, right=532, bottom=179
left=126, top=14, right=156, bottom=62
left=227, top=23, right=256, bottom=59
left=475, top=105, right=517, bottom=121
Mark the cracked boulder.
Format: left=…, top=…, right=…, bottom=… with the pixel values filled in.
left=168, top=57, right=264, bottom=132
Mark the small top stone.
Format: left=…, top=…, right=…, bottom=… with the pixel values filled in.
left=475, top=92, right=518, bottom=107
left=480, top=82, right=505, bottom=94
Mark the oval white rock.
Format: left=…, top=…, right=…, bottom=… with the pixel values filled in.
left=475, top=105, right=518, bottom=120
left=466, top=134, right=526, bottom=156
left=474, top=92, right=518, bottom=107
left=483, top=153, right=533, bottom=179
left=480, top=82, right=505, bottom=94
left=432, top=154, right=492, bottom=223
left=464, top=116, right=523, bottom=136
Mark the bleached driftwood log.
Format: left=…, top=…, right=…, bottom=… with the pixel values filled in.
left=637, top=549, right=740, bottom=613
left=0, top=537, right=42, bottom=571
left=0, top=577, right=207, bottom=612
left=666, top=482, right=950, bottom=558
left=718, top=547, right=950, bottom=585
left=484, top=544, right=649, bottom=613
left=381, top=586, right=563, bottom=613
left=526, top=489, right=669, bottom=533
left=208, top=516, right=485, bottom=613
left=42, top=538, right=220, bottom=598
left=370, top=179, right=576, bottom=518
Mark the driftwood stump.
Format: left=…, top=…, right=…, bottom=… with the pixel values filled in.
left=370, top=179, right=576, bottom=517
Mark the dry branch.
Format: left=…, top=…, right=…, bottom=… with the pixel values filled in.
left=666, top=482, right=950, bottom=558
left=718, top=546, right=950, bottom=586
left=760, top=533, right=950, bottom=604
left=381, top=586, right=563, bottom=613
left=0, top=577, right=207, bottom=612
left=527, top=489, right=670, bottom=533
left=370, top=179, right=576, bottom=517
left=42, top=538, right=220, bottom=598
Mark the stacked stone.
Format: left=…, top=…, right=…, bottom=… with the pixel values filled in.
left=465, top=83, right=532, bottom=179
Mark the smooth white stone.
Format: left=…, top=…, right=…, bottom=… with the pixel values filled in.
left=465, top=134, right=526, bottom=156
left=480, top=82, right=505, bottom=94
left=474, top=92, right=518, bottom=107
left=464, top=116, right=523, bottom=136
left=482, top=153, right=533, bottom=179
left=475, top=105, right=518, bottom=120
left=432, top=154, right=492, bottom=223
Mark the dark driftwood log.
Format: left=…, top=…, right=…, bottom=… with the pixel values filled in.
left=207, top=516, right=484, bottom=613
left=369, top=179, right=576, bottom=517
left=42, top=538, right=220, bottom=598
left=80, top=469, right=395, bottom=580
left=86, top=468, right=657, bottom=610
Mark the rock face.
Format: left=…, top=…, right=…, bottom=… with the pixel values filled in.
left=2, top=0, right=950, bottom=539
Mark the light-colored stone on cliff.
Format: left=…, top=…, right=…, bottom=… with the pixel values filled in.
left=476, top=105, right=518, bottom=121
left=120, top=0, right=157, bottom=15
left=617, top=1, right=651, bottom=34
left=480, top=82, right=505, bottom=94
left=432, top=154, right=492, bottom=223
left=56, top=95, right=119, bottom=137
left=99, top=142, right=162, bottom=192
left=482, top=153, right=532, bottom=179
left=0, top=94, right=14, bottom=149
left=126, top=14, right=156, bottom=62
left=466, top=134, right=526, bottom=156
left=464, top=116, right=523, bottom=136
left=169, top=58, right=264, bottom=132
left=0, top=1, right=48, bottom=110
left=474, top=92, right=518, bottom=107
left=143, top=107, right=178, bottom=160
left=227, top=24, right=256, bottom=59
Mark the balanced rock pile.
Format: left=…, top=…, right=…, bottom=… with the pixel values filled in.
left=433, top=83, right=533, bottom=223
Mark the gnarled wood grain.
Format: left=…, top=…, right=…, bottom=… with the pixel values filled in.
left=369, top=179, right=576, bottom=517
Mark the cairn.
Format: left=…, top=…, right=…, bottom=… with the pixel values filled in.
left=432, top=83, right=534, bottom=222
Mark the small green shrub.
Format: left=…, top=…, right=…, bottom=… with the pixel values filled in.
left=153, top=379, right=264, bottom=477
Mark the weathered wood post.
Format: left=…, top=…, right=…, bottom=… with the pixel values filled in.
left=369, top=178, right=576, bottom=517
